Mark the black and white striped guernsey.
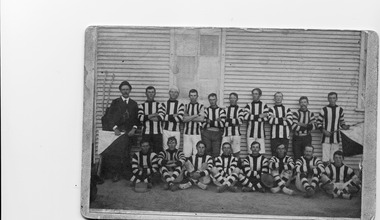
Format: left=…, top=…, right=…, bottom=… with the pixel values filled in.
left=243, top=154, right=269, bottom=177
left=159, top=100, right=185, bottom=132
left=325, top=163, right=355, bottom=183
left=317, top=105, right=346, bottom=144
left=268, top=105, right=293, bottom=139
left=157, top=149, right=186, bottom=165
left=295, top=156, right=324, bottom=175
left=214, top=154, right=238, bottom=176
left=185, top=154, right=213, bottom=177
left=131, top=152, right=159, bottom=175
left=292, top=109, right=317, bottom=136
left=224, top=105, right=244, bottom=136
left=184, top=102, right=204, bottom=135
left=244, top=101, right=269, bottom=138
left=269, top=155, right=295, bottom=174
left=138, top=101, right=163, bottom=135
left=203, top=106, right=226, bottom=129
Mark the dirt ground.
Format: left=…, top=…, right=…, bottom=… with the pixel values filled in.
left=90, top=178, right=361, bottom=219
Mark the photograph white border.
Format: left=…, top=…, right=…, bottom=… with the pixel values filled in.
left=3, top=1, right=380, bottom=220
left=81, top=26, right=378, bottom=219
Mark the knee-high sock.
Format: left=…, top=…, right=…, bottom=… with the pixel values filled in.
left=300, top=173, right=312, bottom=190
left=239, top=174, right=263, bottom=190
left=161, top=167, right=174, bottom=183
left=311, top=174, right=319, bottom=189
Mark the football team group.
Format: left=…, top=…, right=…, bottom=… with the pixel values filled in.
left=97, top=81, right=361, bottom=200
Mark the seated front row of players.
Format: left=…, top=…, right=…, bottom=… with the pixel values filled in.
left=130, top=137, right=361, bottom=198
left=294, top=145, right=361, bottom=199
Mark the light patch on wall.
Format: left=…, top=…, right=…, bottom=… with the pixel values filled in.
left=198, top=57, right=220, bottom=79
left=200, top=35, right=219, bottom=56
left=175, top=34, right=198, bottom=56
left=175, top=56, right=196, bottom=100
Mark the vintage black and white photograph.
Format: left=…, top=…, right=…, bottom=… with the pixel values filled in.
left=4, top=1, right=380, bottom=220
left=81, top=26, right=377, bottom=219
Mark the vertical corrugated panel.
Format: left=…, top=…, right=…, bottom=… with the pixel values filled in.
left=223, top=29, right=364, bottom=169
left=94, top=27, right=171, bottom=154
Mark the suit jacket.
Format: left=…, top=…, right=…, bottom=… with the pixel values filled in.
left=108, top=97, right=139, bottom=132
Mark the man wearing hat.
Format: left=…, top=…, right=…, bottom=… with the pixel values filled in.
left=100, top=81, right=139, bottom=182
left=158, top=86, right=184, bottom=150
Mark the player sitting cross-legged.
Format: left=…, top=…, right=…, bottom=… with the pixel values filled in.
left=179, top=141, right=213, bottom=190
left=295, top=145, right=325, bottom=198
left=238, top=141, right=268, bottom=193
left=130, top=141, right=159, bottom=189
left=157, top=136, right=186, bottom=191
left=319, top=150, right=361, bottom=199
left=269, top=144, right=295, bottom=195
left=211, top=142, right=240, bottom=193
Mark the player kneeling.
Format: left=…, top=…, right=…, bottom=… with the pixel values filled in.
left=320, top=150, right=361, bottom=199
left=238, top=141, right=268, bottom=193
left=179, top=141, right=213, bottom=190
left=269, top=144, right=295, bottom=195
left=295, top=145, right=325, bottom=198
left=130, top=141, right=159, bottom=191
left=158, top=137, right=186, bottom=191
left=211, top=142, right=240, bottom=193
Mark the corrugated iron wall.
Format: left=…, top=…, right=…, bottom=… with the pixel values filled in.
left=94, top=27, right=171, bottom=154
left=222, top=28, right=364, bottom=169
left=93, top=27, right=365, bottom=169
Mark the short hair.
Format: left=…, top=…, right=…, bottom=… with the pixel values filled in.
left=208, top=93, right=217, bottom=99
left=333, top=150, right=344, bottom=159
left=250, top=141, right=261, bottom=148
left=276, top=144, right=286, bottom=150
left=304, top=145, right=314, bottom=151
left=140, top=141, right=150, bottom=146
left=222, top=142, right=232, bottom=148
left=189, top=89, right=198, bottom=96
left=167, top=136, right=177, bottom=144
left=196, top=140, right=206, bottom=148
left=169, top=86, right=179, bottom=93
left=145, top=86, right=156, bottom=93
left=274, top=92, right=283, bottom=97
left=328, top=92, right=338, bottom=98
left=229, top=92, right=238, bottom=99
left=299, top=96, right=309, bottom=103
left=251, top=88, right=262, bottom=96
left=119, top=81, right=132, bottom=90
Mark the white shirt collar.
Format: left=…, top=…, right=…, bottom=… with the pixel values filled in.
left=121, top=96, right=129, bottom=103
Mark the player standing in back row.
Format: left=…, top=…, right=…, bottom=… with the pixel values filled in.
left=138, top=86, right=164, bottom=154
left=268, top=92, right=293, bottom=156
left=183, top=89, right=204, bottom=158
left=222, top=92, right=245, bottom=158
left=159, top=86, right=185, bottom=150
left=291, top=96, right=317, bottom=160
left=244, top=88, right=269, bottom=154
left=202, top=93, right=226, bottom=158
left=317, top=92, right=349, bottom=165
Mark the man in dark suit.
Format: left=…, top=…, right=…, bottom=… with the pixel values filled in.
left=101, top=81, right=139, bottom=182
